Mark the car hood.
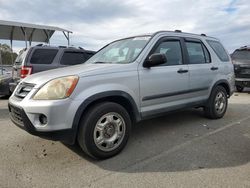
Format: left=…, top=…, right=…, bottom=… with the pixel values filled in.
left=22, top=63, right=135, bottom=87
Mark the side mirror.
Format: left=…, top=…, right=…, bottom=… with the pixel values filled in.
left=143, top=53, right=167, bottom=68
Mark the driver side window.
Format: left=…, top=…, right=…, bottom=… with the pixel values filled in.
left=151, top=40, right=183, bottom=66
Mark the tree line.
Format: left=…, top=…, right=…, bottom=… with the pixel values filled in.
left=0, top=44, right=18, bottom=65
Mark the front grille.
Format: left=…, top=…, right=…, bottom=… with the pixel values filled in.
left=9, top=104, right=24, bottom=126
left=15, top=82, right=35, bottom=99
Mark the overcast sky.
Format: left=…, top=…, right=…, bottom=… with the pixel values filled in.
left=0, top=0, right=249, bottom=53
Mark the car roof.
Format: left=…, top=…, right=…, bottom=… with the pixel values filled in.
left=110, top=30, right=219, bottom=45
left=24, top=45, right=95, bottom=53
left=154, top=30, right=218, bottom=40
left=235, top=46, right=250, bottom=51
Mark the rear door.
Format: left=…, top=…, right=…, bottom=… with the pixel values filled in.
left=139, top=37, right=189, bottom=117
left=184, top=38, right=216, bottom=101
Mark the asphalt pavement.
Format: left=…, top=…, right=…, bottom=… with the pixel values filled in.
left=0, top=90, right=249, bottom=188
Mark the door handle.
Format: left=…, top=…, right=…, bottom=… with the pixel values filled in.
left=177, top=69, right=188, bottom=73
left=210, top=66, right=218, bottom=71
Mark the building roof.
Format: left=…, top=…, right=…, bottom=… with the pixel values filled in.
left=0, top=20, right=72, bottom=43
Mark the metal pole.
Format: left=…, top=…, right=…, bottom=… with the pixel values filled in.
left=43, top=30, right=50, bottom=45
left=62, top=31, right=71, bottom=47
left=67, top=32, right=70, bottom=46
left=0, top=43, right=3, bottom=75
left=21, top=27, right=27, bottom=48
left=10, top=39, right=14, bottom=65
left=25, top=32, right=27, bottom=48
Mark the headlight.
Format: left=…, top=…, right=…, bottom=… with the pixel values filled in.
left=33, top=75, right=79, bottom=100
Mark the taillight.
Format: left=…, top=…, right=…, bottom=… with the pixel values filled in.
left=20, top=66, right=32, bottom=78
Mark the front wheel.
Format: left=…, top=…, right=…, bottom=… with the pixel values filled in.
left=204, top=86, right=228, bottom=119
left=77, top=102, right=131, bottom=159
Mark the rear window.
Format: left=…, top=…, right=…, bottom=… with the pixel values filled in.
left=30, top=49, right=58, bottom=64
left=207, top=40, right=229, bottom=62
left=232, top=50, right=250, bottom=61
left=60, top=52, right=86, bottom=65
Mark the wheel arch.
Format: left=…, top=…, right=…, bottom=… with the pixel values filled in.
left=70, top=91, right=141, bottom=143
left=211, top=80, right=231, bottom=97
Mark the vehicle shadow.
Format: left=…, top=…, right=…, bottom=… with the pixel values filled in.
left=65, top=102, right=250, bottom=173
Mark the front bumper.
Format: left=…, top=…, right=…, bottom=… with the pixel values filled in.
left=8, top=90, right=81, bottom=144
left=235, top=78, right=250, bottom=87
left=8, top=103, right=75, bottom=143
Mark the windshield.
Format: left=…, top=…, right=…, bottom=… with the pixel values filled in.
left=232, top=50, right=250, bottom=61
left=87, top=36, right=151, bottom=64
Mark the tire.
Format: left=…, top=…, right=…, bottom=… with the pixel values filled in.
left=236, top=85, right=244, bottom=92
left=77, top=102, right=131, bottom=159
left=204, top=86, right=228, bottom=119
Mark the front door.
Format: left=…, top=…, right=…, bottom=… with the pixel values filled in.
left=138, top=37, right=189, bottom=118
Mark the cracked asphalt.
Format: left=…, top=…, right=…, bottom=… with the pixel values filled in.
left=0, top=90, right=250, bottom=188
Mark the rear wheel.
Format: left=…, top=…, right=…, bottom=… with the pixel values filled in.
left=236, top=85, right=244, bottom=92
left=204, top=86, right=228, bottom=119
left=77, top=102, right=131, bottom=159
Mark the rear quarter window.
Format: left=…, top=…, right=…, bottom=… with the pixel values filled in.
left=30, top=49, right=58, bottom=64
left=206, top=40, right=229, bottom=62
left=60, top=51, right=87, bottom=65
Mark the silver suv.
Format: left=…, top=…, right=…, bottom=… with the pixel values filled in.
left=9, top=31, right=235, bottom=159
left=10, top=45, right=95, bottom=92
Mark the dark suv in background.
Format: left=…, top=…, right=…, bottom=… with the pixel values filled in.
left=231, top=46, right=250, bottom=92
left=9, top=45, right=95, bottom=92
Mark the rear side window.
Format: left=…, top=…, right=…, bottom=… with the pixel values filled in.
left=60, top=52, right=86, bottom=65
left=30, top=49, right=58, bottom=64
left=186, top=42, right=210, bottom=64
left=207, top=40, right=229, bottom=62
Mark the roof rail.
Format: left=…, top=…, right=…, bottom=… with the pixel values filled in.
left=239, top=45, right=249, bottom=48
left=174, top=30, right=182, bottom=33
